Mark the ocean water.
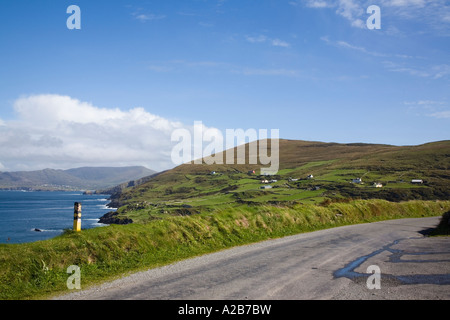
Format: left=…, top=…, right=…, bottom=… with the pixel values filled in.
left=0, top=190, right=113, bottom=244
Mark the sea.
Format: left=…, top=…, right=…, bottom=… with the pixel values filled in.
left=0, top=190, right=114, bottom=244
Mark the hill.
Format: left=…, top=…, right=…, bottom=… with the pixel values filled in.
left=0, top=166, right=156, bottom=191
left=104, top=139, right=450, bottom=224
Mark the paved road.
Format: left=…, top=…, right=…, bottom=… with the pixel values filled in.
left=56, top=217, right=450, bottom=300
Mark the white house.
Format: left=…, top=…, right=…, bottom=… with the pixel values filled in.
left=261, top=185, right=273, bottom=189
left=411, top=179, right=423, bottom=184
left=307, top=175, right=314, bottom=179
left=373, top=182, right=383, bottom=188
left=352, top=178, right=362, bottom=184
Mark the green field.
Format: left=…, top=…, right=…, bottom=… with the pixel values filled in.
left=112, top=161, right=448, bottom=224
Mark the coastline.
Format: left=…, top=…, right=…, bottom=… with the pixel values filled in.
left=0, top=190, right=113, bottom=244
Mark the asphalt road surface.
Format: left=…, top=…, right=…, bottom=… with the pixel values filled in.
left=56, top=217, right=450, bottom=300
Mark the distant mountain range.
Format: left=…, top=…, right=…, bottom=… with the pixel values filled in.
left=0, top=166, right=156, bottom=191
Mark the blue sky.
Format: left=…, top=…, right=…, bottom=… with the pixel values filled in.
left=0, top=0, right=449, bottom=171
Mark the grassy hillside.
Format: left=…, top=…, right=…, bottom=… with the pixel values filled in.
left=107, top=139, right=450, bottom=223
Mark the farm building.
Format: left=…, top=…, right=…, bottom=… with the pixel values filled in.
left=352, top=178, right=362, bottom=184
left=411, top=179, right=423, bottom=184
left=373, top=182, right=383, bottom=188
left=260, top=185, right=273, bottom=189
left=307, top=175, right=314, bottom=179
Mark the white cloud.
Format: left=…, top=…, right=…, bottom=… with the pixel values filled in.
left=147, top=65, right=174, bottom=73
left=432, top=64, right=450, bottom=79
left=246, top=35, right=291, bottom=48
left=13, top=95, right=126, bottom=126
left=418, top=100, right=445, bottom=106
left=0, top=94, right=217, bottom=172
left=381, top=0, right=426, bottom=7
left=295, top=0, right=450, bottom=31
left=290, top=0, right=332, bottom=8
left=130, top=7, right=166, bottom=23
left=306, top=0, right=332, bottom=8
left=322, top=37, right=450, bottom=80
left=198, top=22, right=214, bottom=28
left=404, top=100, right=447, bottom=108
left=379, top=0, right=449, bottom=30
left=291, top=0, right=366, bottom=28
left=335, top=0, right=365, bottom=28
left=429, top=111, right=450, bottom=119
left=404, top=100, right=450, bottom=119
left=309, top=1, right=331, bottom=8
left=383, top=61, right=450, bottom=79
left=350, top=19, right=365, bottom=28
left=217, top=0, right=227, bottom=7
left=246, top=35, right=267, bottom=43
left=271, top=39, right=291, bottom=48
left=335, top=40, right=384, bottom=56
left=386, top=65, right=431, bottom=77
left=322, top=38, right=392, bottom=57
left=134, top=13, right=166, bottom=22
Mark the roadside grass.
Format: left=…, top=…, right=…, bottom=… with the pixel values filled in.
left=0, top=199, right=448, bottom=300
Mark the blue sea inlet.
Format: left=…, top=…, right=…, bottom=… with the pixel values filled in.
left=0, top=190, right=113, bottom=244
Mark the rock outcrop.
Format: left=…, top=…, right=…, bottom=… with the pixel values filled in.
left=99, top=211, right=133, bottom=225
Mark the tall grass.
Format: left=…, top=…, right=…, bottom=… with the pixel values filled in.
left=0, top=199, right=448, bottom=300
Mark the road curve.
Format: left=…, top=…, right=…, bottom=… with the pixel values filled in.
left=56, top=217, right=450, bottom=300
